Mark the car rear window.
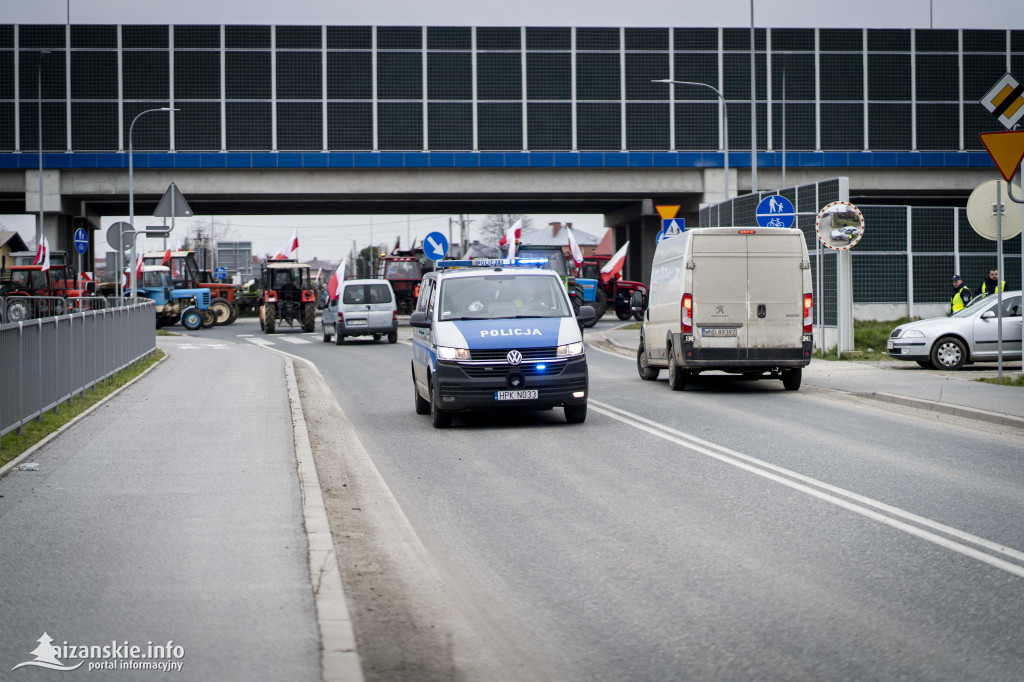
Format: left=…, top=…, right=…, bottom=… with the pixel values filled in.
left=343, top=284, right=393, bottom=305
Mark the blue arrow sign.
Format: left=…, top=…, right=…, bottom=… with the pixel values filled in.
left=423, top=231, right=449, bottom=261
left=756, top=195, right=796, bottom=228
left=213, top=266, right=228, bottom=280
left=74, top=227, right=88, bottom=254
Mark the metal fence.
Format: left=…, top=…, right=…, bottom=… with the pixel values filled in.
left=0, top=299, right=156, bottom=446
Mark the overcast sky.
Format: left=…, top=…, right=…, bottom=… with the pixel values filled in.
left=3, top=0, right=1021, bottom=263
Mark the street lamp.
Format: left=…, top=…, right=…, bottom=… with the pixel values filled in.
left=127, top=106, right=177, bottom=299
left=35, top=51, right=51, bottom=250
left=652, top=79, right=730, bottom=201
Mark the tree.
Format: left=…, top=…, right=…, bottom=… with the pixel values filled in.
left=479, top=214, right=533, bottom=248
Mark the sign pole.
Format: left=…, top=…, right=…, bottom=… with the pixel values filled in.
left=997, top=181, right=1004, bottom=381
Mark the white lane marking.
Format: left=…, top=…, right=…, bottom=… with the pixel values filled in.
left=246, top=337, right=276, bottom=348
left=280, top=337, right=312, bottom=345
left=236, top=334, right=254, bottom=337
left=590, top=400, right=1024, bottom=579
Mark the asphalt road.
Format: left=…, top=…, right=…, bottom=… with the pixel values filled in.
left=200, top=315, right=1024, bottom=681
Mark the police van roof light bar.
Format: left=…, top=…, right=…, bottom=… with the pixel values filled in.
left=436, top=258, right=550, bottom=269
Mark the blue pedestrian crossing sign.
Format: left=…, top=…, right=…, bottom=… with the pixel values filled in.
left=423, top=231, right=449, bottom=261
left=756, top=195, right=796, bottom=228
left=213, top=266, right=228, bottom=280
left=657, top=218, right=685, bottom=243
left=74, top=227, right=88, bottom=254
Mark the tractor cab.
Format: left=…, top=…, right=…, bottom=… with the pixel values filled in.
left=377, top=254, right=423, bottom=315
left=259, top=260, right=317, bottom=333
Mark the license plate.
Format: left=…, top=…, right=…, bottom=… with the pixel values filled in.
left=348, top=319, right=367, bottom=326
left=494, top=390, right=539, bottom=401
left=701, top=328, right=737, bottom=337
left=887, top=340, right=894, bottom=350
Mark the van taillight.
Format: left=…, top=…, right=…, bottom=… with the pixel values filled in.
left=681, top=293, right=693, bottom=333
left=414, top=285, right=420, bottom=297
left=803, top=293, right=813, bottom=333
left=393, top=310, right=398, bottom=321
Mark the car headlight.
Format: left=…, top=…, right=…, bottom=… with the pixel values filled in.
left=436, top=346, right=471, bottom=361
left=900, top=330, right=924, bottom=338
left=557, top=342, right=584, bottom=357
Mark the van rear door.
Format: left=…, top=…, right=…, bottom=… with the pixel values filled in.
left=746, top=233, right=804, bottom=349
left=691, top=234, right=748, bottom=349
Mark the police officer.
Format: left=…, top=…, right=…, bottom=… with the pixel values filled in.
left=978, top=268, right=1005, bottom=298
left=950, top=275, right=972, bottom=315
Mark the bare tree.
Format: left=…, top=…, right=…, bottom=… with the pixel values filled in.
left=478, top=214, right=533, bottom=247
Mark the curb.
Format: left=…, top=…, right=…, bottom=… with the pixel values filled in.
left=0, top=351, right=166, bottom=480
left=853, top=391, right=1024, bottom=430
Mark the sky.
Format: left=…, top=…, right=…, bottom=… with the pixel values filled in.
left=2, top=0, right=1021, bottom=263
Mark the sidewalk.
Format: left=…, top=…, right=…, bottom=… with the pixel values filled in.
left=0, top=337, right=324, bottom=680
left=596, top=326, right=1024, bottom=429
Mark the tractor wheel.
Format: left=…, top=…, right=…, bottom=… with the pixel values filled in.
left=263, top=304, right=276, bottom=334
left=209, top=299, right=233, bottom=325
left=226, top=302, right=240, bottom=324
left=301, top=302, right=316, bottom=333
left=594, top=288, right=608, bottom=319
left=200, top=308, right=216, bottom=328
left=155, top=315, right=164, bottom=329
left=615, top=306, right=633, bottom=321
left=570, top=284, right=584, bottom=318
left=181, top=307, right=203, bottom=331
left=633, top=309, right=644, bottom=321
left=6, top=299, right=30, bottom=322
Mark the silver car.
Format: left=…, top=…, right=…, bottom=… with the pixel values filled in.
left=887, top=291, right=1022, bottom=369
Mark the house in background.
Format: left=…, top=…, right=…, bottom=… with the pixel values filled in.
left=520, top=222, right=601, bottom=259
left=1, top=230, right=29, bottom=280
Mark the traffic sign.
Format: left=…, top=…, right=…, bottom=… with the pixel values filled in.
left=213, top=266, right=228, bottom=280
left=756, top=195, right=795, bottom=228
left=979, top=130, right=1024, bottom=182
left=658, top=218, right=685, bottom=243
left=980, top=73, right=1024, bottom=130
left=423, top=231, right=449, bottom=261
left=106, top=221, right=134, bottom=253
left=153, top=182, right=193, bottom=218
left=74, top=228, right=88, bottom=254
left=655, top=205, right=680, bottom=220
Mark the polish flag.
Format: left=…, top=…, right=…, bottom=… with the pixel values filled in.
left=286, top=229, right=299, bottom=254
left=33, top=236, right=51, bottom=271
left=600, top=241, right=629, bottom=283
left=161, top=248, right=172, bottom=265
left=327, top=258, right=346, bottom=300
left=315, top=267, right=322, bottom=282
left=499, top=219, right=523, bottom=258
left=135, top=253, right=145, bottom=281
left=566, top=227, right=584, bottom=269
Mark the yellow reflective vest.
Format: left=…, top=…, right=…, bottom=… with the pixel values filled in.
left=950, top=285, right=972, bottom=314
left=980, top=279, right=1005, bottom=297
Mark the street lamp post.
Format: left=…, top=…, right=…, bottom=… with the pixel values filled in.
left=653, top=79, right=730, bottom=200
left=127, top=107, right=177, bottom=299
left=36, top=51, right=51, bottom=250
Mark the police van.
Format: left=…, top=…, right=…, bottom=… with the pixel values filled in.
left=410, top=258, right=596, bottom=428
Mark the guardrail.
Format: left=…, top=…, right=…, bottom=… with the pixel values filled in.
left=0, top=299, right=156, bottom=447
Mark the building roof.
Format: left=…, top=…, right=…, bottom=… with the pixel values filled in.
left=0, top=231, right=29, bottom=252
left=595, top=228, right=614, bottom=257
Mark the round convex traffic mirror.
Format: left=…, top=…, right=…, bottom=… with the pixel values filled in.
left=815, top=201, right=865, bottom=250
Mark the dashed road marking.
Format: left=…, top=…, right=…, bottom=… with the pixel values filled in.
left=280, top=337, right=312, bottom=345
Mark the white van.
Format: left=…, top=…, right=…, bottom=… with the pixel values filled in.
left=322, top=279, right=398, bottom=344
left=636, top=226, right=813, bottom=391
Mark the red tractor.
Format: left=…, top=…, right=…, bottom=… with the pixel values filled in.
left=0, top=263, right=92, bottom=321
left=581, top=256, right=647, bottom=321
left=377, top=253, right=423, bottom=315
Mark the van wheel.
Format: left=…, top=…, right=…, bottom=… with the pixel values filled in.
left=414, top=382, right=430, bottom=415
left=430, top=384, right=452, bottom=428
left=388, top=331, right=398, bottom=344
left=637, top=342, right=660, bottom=381
left=334, top=323, right=345, bottom=345
left=323, top=328, right=332, bottom=343
left=668, top=353, right=687, bottom=391
left=564, top=403, right=587, bottom=423
left=782, top=368, right=802, bottom=391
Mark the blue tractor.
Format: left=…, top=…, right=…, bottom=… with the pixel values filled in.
left=138, top=265, right=214, bottom=330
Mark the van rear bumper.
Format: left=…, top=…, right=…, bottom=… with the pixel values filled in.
left=674, top=334, right=812, bottom=369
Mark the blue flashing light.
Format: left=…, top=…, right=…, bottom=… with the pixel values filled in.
left=436, top=257, right=550, bottom=269
left=536, top=364, right=547, bottom=372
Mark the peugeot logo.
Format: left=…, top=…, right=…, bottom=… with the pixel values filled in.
left=715, top=305, right=726, bottom=314
left=506, top=350, right=523, bottom=365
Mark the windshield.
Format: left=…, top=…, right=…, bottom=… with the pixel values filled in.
left=952, top=294, right=1000, bottom=318
left=385, top=260, right=421, bottom=279
left=439, top=274, right=570, bottom=320
left=141, top=271, right=171, bottom=288
left=514, top=248, right=566, bottom=277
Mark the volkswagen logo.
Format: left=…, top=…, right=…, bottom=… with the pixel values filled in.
left=506, top=350, right=523, bottom=365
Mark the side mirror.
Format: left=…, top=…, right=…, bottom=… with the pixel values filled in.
left=630, top=290, right=646, bottom=312
left=577, top=305, right=596, bottom=325
left=409, top=311, right=431, bottom=328
left=981, top=310, right=996, bottom=320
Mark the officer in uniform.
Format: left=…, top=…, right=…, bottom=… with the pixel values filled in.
left=978, top=268, right=1005, bottom=298
left=950, top=275, right=972, bottom=315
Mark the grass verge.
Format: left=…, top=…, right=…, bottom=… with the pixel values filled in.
left=156, top=329, right=179, bottom=336
left=0, top=349, right=165, bottom=468
left=616, top=322, right=643, bottom=331
left=975, top=374, right=1024, bottom=386
left=814, top=317, right=917, bottom=361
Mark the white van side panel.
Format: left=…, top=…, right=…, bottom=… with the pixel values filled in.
left=646, top=234, right=689, bottom=360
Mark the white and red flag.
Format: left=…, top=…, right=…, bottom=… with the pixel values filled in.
left=161, top=248, right=172, bottom=265
left=327, top=258, right=346, bottom=300
left=499, top=219, right=523, bottom=258
left=600, top=241, right=629, bottom=283
left=566, top=227, right=584, bottom=269
left=32, top=236, right=51, bottom=272
left=135, top=253, right=145, bottom=281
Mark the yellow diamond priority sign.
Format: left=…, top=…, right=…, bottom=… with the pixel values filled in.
left=979, top=130, right=1024, bottom=183
left=981, top=73, right=1024, bottom=129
